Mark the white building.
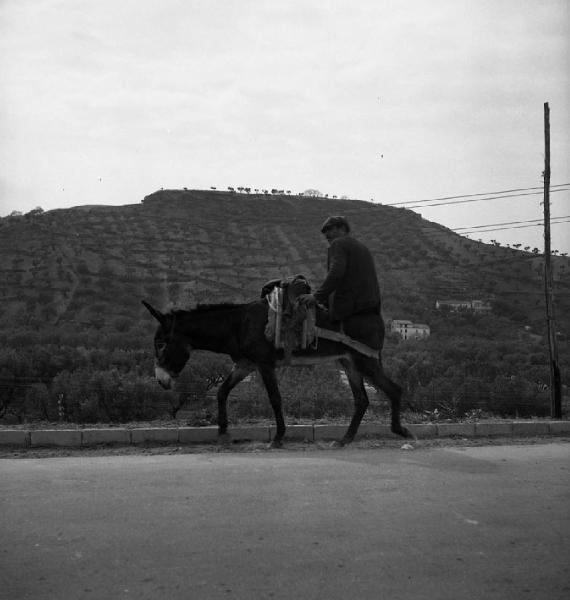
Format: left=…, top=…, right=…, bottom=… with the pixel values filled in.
left=390, top=319, right=430, bottom=340
left=435, top=299, right=492, bottom=313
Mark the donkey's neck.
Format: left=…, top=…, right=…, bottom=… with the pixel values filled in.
left=175, top=306, right=243, bottom=355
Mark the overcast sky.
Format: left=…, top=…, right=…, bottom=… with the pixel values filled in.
left=1, top=0, right=569, bottom=252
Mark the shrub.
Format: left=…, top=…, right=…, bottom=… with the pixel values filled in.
left=489, top=376, right=550, bottom=417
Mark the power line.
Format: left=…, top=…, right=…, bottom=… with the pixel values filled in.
left=393, top=187, right=570, bottom=210
left=456, top=216, right=570, bottom=235
left=454, top=215, right=570, bottom=231
left=459, top=219, right=570, bottom=236
left=418, top=212, right=570, bottom=239
left=387, top=182, right=570, bottom=207
left=419, top=224, right=568, bottom=244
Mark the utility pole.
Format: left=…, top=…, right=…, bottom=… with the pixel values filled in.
left=543, top=102, right=562, bottom=419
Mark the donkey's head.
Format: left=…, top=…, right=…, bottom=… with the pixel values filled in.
left=142, top=301, right=192, bottom=389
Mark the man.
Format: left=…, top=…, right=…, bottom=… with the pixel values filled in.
left=300, top=215, right=383, bottom=349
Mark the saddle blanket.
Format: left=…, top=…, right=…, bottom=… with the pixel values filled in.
left=262, top=276, right=379, bottom=360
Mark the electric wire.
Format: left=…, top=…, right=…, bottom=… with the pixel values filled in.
left=459, top=219, right=570, bottom=235
left=371, top=183, right=570, bottom=251
left=454, top=215, right=570, bottom=232
left=392, top=187, right=569, bottom=210
left=386, top=182, right=570, bottom=207
left=419, top=222, right=569, bottom=244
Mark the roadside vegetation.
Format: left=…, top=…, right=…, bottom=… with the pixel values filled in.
left=1, top=310, right=565, bottom=426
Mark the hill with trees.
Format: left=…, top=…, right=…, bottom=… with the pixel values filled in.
left=1, top=189, right=568, bottom=423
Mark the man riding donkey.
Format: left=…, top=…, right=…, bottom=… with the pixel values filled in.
left=298, top=215, right=384, bottom=355
left=143, top=213, right=411, bottom=446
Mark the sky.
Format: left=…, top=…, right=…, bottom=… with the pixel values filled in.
left=1, top=0, right=569, bottom=253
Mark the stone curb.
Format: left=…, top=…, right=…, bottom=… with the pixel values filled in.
left=436, top=423, right=475, bottom=437
left=0, top=430, right=30, bottom=446
left=82, top=429, right=132, bottom=446
left=229, top=426, right=271, bottom=443
left=30, top=430, right=82, bottom=447
left=269, top=424, right=313, bottom=442
left=178, top=426, right=219, bottom=444
left=131, top=428, right=178, bottom=444
left=0, top=421, right=568, bottom=448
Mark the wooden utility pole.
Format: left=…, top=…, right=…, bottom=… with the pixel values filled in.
left=543, top=102, right=562, bottom=418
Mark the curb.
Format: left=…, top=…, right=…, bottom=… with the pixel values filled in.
left=0, top=421, right=569, bottom=448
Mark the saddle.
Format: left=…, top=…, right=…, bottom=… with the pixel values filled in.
left=261, top=275, right=380, bottom=361
left=261, top=275, right=316, bottom=362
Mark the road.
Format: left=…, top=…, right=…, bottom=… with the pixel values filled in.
left=1, top=441, right=569, bottom=600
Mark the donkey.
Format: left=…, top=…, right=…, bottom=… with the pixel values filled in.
left=142, top=299, right=411, bottom=447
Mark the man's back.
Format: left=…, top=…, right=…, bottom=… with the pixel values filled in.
left=315, top=235, right=381, bottom=321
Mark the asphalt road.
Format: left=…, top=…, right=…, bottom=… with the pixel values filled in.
left=1, top=441, right=569, bottom=600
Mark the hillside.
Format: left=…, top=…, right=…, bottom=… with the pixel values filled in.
left=1, top=188, right=568, bottom=330
left=0, top=189, right=568, bottom=423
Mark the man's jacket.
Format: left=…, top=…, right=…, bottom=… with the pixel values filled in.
left=313, top=235, right=381, bottom=321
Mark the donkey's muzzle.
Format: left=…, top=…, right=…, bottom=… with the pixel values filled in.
left=155, top=366, right=174, bottom=390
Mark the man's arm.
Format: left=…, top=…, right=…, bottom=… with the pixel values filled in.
left=313, top=241, right=347, bottom=304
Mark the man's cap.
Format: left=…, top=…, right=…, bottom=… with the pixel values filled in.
left=320, top=215, right=350, bottom=233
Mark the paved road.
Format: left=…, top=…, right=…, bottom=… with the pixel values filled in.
left=1, top=441, right=569, bottom=600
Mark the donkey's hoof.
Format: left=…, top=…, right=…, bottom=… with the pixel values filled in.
left=392, top=425, right=415, bottom=440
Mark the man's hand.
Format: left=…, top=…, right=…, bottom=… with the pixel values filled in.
left=297, top=293, right=316, bottom=307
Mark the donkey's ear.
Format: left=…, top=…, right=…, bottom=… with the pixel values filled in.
left=142, top=300, right=165, bottom=324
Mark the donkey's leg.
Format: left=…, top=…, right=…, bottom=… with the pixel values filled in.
left=357, top=356, right=412, bottom=439
left=217, top=360, right=254, bottom=437
left=338, top=358, right=369, bottom=446
left=258, top=365, right=286, bottom=448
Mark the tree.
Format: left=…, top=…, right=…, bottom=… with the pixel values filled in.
left=303, top=189, right=322, bottom=197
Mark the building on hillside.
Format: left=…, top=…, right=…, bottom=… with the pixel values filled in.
left=435, top=299, right=492, bottom=313
left=389, top=319, right=430, bottom=341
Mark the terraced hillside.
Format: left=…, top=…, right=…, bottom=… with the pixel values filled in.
left=1, top=189, right=568, bottom=329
